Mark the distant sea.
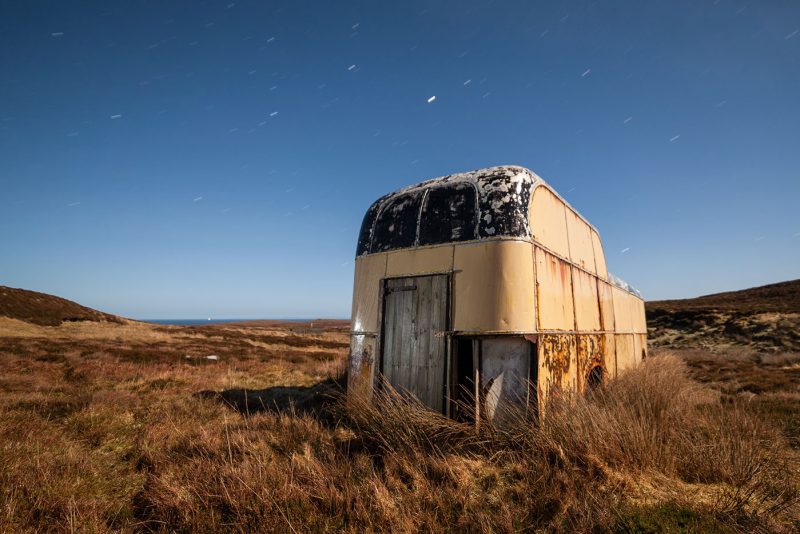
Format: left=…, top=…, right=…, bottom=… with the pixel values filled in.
left=142, top=319, right=314, bottom=326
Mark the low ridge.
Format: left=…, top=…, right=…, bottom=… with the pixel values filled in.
left=647, top=279, right=800, bottom=352
left=0, top=286, right=123, bottom=326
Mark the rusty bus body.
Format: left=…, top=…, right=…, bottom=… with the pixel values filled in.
left=348, top=166, right=647, bottom=420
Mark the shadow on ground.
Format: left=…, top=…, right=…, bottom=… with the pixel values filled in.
left=196, top=375, right=345, bottom=420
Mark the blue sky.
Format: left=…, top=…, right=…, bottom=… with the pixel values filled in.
left=1, top=0, right=798, bottom=319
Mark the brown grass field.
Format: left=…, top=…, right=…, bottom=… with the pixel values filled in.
left=0, top=285, right=799, bottom=532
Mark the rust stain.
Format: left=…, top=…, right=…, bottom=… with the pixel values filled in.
left=539, top=333, right=574, bottom=394
left=576, top=334, right=606, bottom=391
left=557, top=257, right=569, bottom=287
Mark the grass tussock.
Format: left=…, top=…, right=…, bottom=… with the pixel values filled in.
left=341, top=355, right=798, bottom=531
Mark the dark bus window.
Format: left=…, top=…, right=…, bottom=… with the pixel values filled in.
left=356, top=200, right=381, bottom=256
left=371, top=191, right=423, bottom=252
left=419, top=183, right=478, bottom=246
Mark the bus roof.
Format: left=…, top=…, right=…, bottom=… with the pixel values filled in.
left=356, top=165, right=542, bottom=256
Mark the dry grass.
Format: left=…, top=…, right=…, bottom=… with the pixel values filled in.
left=1, top=322, right=798, bottom=533
left=646, top=279, right=800, bottom=353
left=343, top=355, right=799, bottom=531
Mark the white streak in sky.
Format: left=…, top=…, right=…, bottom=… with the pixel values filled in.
left=463, top=79, right=472, bottom=86
left=110, top=114, right=122, bottom=119
left=785, top=29, right=798, bottom=40
left=347, top=64, right=357, bottom=71
left=51, top=32, right=64, bottom=37
left=67, top=202, right=81, bottom=207
left=193, top=196, right=203, bottom=202
left=67, top=131, right=79, bottom=137
left=269, top=111, right=278, bottom=117
left=669, top=135, right=680, bottom=142
left=266, top=37, right=275, bottom=43
left=716, top=99, right=728, bottom=107
left=581, top=69, right=591, bottom=77
left=427, top=95, right=436, bottom=103
left=623, top=116, right=633, bottom=124
left=620, top=247, right=630, bottom=253
left=351, top=23, right=360, bottom=30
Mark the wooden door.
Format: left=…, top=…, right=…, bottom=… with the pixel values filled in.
left=380, top=274, right=449, bottom=412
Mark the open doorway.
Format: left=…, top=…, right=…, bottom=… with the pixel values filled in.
left=450, top=337, right=478, bottom=423
left=449, top=336, right=538, bottom=423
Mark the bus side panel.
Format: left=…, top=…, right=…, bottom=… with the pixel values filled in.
left=615, top=334, right=636, bottom=374
left=538, top=333, right=577, bottom=403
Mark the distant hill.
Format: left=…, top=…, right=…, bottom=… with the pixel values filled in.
left=647, top=280, right=800, bottom=352
left=0, top=286, right=123, bottom=326
left=648, top=279, right=800, bottom=314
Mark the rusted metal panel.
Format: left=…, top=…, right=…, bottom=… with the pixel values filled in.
left=348, top=334, right=377, bottom=399
left=351, top=253, right=388, bottom=333
left=534, top=246, right=575, bottom=331
left=615, top=334, right=636, bottom=373
left=453, top=240, right=535, bottom=333
left=590, top=230, right=608, bottom=280
left=530, top=186, right=570, bottom=259
left=537, top=333, right=576, bottom=402
left=572, top=268, right=601, bottom=331
left=566, top=209, right=596, bottom=274
left=576, top=334, right=605, bottom=392
left=385, top=244, right=454, bottom=277
left=597, top=280, right=616, bottom=332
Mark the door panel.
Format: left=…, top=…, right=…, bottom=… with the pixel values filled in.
left=481, top=338, right=531, bottom=423
left=381, top=275, right=449, bottom=411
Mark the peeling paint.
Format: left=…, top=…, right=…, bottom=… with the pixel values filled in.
left=538, top=334, right=575, bottom=394
left=348, top=334, right=376, bottom=398
left=356, top=166, right=538, bottom=256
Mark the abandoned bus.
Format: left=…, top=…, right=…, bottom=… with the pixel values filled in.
left=348, top=165, right=647, bottom=421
